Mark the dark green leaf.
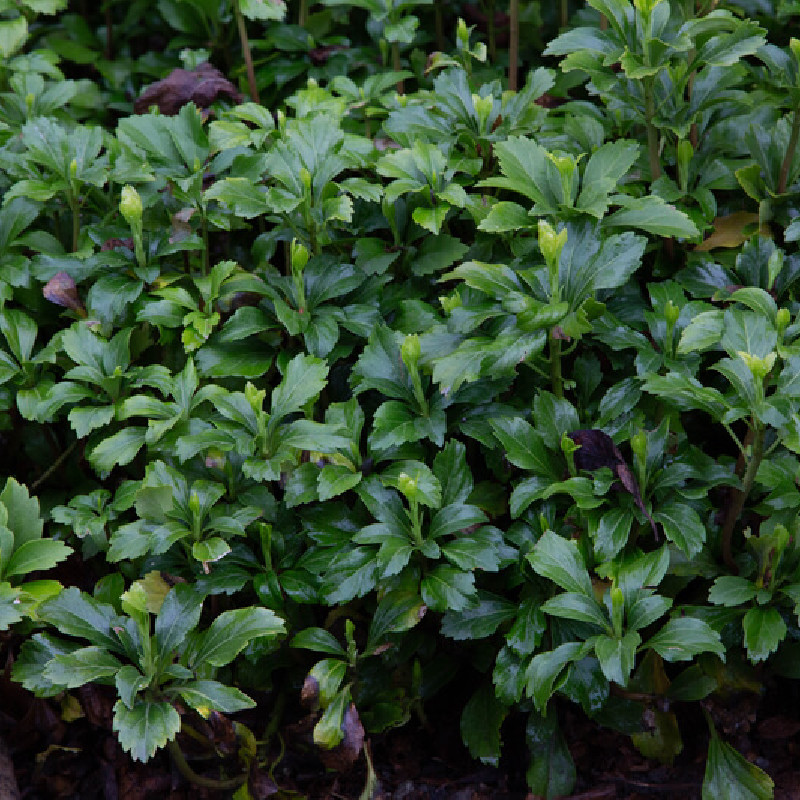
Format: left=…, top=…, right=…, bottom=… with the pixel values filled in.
left=461, top=683, right=507, bottom=767
left=113, top=698, right=181, bottom=763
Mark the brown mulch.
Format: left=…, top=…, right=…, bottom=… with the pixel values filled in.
left=1, top=670, right=799, bottom=799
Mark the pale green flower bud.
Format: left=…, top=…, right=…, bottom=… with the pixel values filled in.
left=777, top=307, right=792, bottom=334
left=611, top=586, right=625, bottom=635
left=630, top=430, right=648, bottom=464
left=538, top=219, right=568, bottom=272
left=401, top=333, right=422, bottom=370
left=397, top=472, right=418, bottom=500
left=664, top=300, right=680, bottom=328
left=119, top=185, right=143, bottom=227
left=290, top=239, right=309, bottom=276
left=738, top=351, right=776, bottom=382
left=472, top=94, right=494, bottom=129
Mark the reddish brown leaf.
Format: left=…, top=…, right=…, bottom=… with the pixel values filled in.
left=551, top=325, right=571, bottom=341
left=319, top=703, right=365, bottom=772
left=569, top=429, right=626, bottom=473
left=568, top=429, right=658, bottom=540
left=248, top=769, right=279, bottom=798
left=100, top=237, right=134, bottom=252
left=43, top=272, right=85, bottom=316
left=135, top=62, right=242, bottom=115
left=308, top=45, right=347, bottom=65
left=170, top=207, right=196, bottom=244
left=76, top=685, right=114, bottom=730
left=300, top=675, right=320, bottom=709
left=615, top=462, right=659, bottom=540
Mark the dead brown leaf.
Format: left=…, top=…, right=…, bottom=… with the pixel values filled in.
left=135, top=62, right=242, bottom=116
left=43, top=272, right=86, bottom=316
left=568, top=429, right=658, bottom=540
left=319, top=703, right=365, bottom=772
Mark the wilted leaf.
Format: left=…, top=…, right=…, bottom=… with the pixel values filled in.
left=568, top=429, right=657, bottom=539
left=101, top=237, right=134, bottom=252
left=695, top=212, right=769, bottom=252
left=300, top=674, right=320, bottom=709
left=135, top=63, right=243, bottom=115
left=319, top=702, right=364, bottom=771
left=43, top=272, right=85, bottom=316
left=309, top=45, right=348, bottom=65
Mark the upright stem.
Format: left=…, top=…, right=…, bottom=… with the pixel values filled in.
left=600, top=14, right=608, bottom=29
left=487, top=0, right=496, bottom=63
left=201, top=214, right=209, bottom=276
left=434, top=1, right=444, bottom=51
left=392, top=42, right=404, bottom=94
left=233, top=0, right=260, bottom=104
left=550, top=332, right=563, bottom=399
left=643, top=78, right=662, bottom=181
left=778, top=105, right=800, bottom=194
left=720, top=424, right=765, bottom=572
left=298, top=0, right=308, bottom=27
left=508, top=0, right=519, bottom=92
left=104, top=2, right=113, bottom=60
left=71, top=203, right=80, bottom=252
left=560, top=0, right=569, bottom=27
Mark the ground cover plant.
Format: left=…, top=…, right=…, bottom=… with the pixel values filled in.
left=2, top=0, right=800, bottom=797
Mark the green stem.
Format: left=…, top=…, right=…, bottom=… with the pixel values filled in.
left=409, top=499, right=424, bottom=548
left=233, top=0, right=259, bottom=104
left=778, top=105, right=800, bottom=194
left=550, top=332, right=563, bottom=399
left=72, top=202, right=80, bottom=253
left=720, top=423, right=765, bottom=573
left=409, top=368, right=429, bottom=416
left=508, top=0, right=519, bottom=92
left=644, top=78, right=662, bottom=182
left=31, top=439, right=80, bottom=491
left=298, top=0, right=308, bottom=27
left=167, top=739, right=247, bottom=791
left=201, top=214, right=209, bottom=276
left=560, top=0, right=569, bottom=27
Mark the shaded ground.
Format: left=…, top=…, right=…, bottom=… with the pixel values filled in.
left=2, top=672, right=800, bottom=800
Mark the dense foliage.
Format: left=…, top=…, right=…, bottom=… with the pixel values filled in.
left=2, top=0, right=800, bottom=796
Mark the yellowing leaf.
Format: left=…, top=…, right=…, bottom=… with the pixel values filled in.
left=694, top=212, right=769, bottom=252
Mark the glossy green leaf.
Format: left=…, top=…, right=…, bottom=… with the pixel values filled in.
left=742, top=606, right=786, bottom=663
left=528, top=531, right=593, bottom=597
left=645, top=617, right=725, bottom=662
left=189, top=607, right=285, bottom=668
left=703, top=725, right=773, bottom=800
left=42, top=645, right=122, bottom=688
left=4, top=538, right=72, bottom=579
left=176, top=680, right=256, bottom=714
left=594, top=631, right=641, bottom=685
left=461, top=683, right=507, bottom=767
left=113, top=698, right=181, bottom=763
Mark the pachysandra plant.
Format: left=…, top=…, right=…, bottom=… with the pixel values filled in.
left=0, top=2, right=797, bottom=798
